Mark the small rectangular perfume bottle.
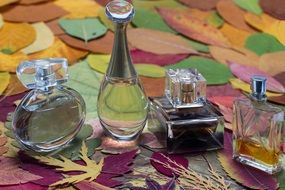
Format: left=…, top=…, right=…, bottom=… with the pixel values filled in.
left=150, top=68, right=224, bottom=154
left=232, top=76, right=284, bottom=174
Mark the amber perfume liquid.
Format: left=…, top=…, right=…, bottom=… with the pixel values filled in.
left=98, top=77, right=148, bottom=140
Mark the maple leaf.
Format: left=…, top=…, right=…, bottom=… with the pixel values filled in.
left=34, top=142, right=104, bottom=186
left=131, top=177, right=176, bottom=190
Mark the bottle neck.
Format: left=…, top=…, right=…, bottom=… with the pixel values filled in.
left=250, top=93, right=267, bottom=103
left=106, top=23, right=137, bottom=79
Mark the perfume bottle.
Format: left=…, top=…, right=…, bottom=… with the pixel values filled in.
left=12, top=58, right=86, bottom=152
left=97, top=0, right=149, bottom=141
left=150, top=68, right=224, bottom=154
left=233, top=76, right=284, bottom=174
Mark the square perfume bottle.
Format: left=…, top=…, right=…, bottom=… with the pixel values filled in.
left=150, top=68, right=224, bottom=154
left=232, top=76, right=284, bottom=174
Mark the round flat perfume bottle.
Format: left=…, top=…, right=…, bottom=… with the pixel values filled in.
left=12, top=58, right=86, bottom=152
left=97, top=0, right=149, bottom=141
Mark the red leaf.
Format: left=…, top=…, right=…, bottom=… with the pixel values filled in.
left=206, top=84, right=242, bottom=98
left=131, top=49, right=189, bottom=66
left=131, top=177, right=176, bottom=190
left=140, top=132, right=166, bottom=149
left=0, top=157, right=42, bottom=185
left=208, top=96, right=236, bottom=108
left=229, top=62, right=285, bottom=93
left=75, top=180, right=112, bottom=190
left=218, top=131, right=279, bottom=189
left=150, top=152, right=188, bottom=177
left=0, top=183, right=45, bottom=190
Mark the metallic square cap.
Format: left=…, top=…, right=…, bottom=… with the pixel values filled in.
left=250, top=75, right=267, bottom=101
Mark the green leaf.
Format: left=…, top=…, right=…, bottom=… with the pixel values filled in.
left=133, top=0, right=185, bottom=10
left=278, top=160, right=285, bottom=189
left=182, top=36, right=209, bottom=53
left=234, top=0, right=262, bottom=15
left=245, top=33, right=285, bottom=55
left=165, top=56, right=233, bottom=85
left=87, top=54, right=165, bottom=77
left=132, top=8, right=176, bottom=34
left=207, top=12, right=224, bottom=28
left=98, top=8, right=114, bottom=32
left=59, top=18, right=107, bottom=42
left=57, top=124, right=101, bottom=160
left=66, top=60, right=103, bottom=119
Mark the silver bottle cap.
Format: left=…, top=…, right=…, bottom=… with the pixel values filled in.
left=250, top=76, right=267, bottom=101
left=105, top=0, right=134, bottom=23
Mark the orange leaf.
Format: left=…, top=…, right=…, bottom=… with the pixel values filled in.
left=29, top=38, right=88, bottom=64
left=54, top=0, right=102, bottom=19
left=140, top=76, right=165, bottom=97
left=157, top=8, right=230, bottom=47
left=259, top=51, right=285, bottom=76
left=0, top=22, right=36, bottom=54
left=217, top=0, right=255, bottom=32
left=220, top=23, right=251, bottom=48
left=3, top=74, right=27, bottom=96
left=244, top=12, right=277, bottom=32
left=127, top=28, right=198, bottom=55
left=0, top=51, right=28, bottom=72
left=210, top=46, right=259, bottom=68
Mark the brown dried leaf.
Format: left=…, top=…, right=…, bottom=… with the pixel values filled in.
left=158, top=8, right=230, bottom=47
left=140, top=76, right=165, bottom=97
left=46, top=19, right=65, bottom=36
left=19, top=0, right=48, bottom=4
left=210, top=46, right=259, bottom=67
left=127, top=28, right=198, bottom=55
left=59, top=32, right=114, bottom=54
left=217, top=0, right=255, bottom=32
left=260, top=0, right=285, bottom=20
left=2, top=3, right=68, bottom=22
left=3, top=74, right=27, bottom=96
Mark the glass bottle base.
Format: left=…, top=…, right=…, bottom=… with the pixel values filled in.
left=233, top=155, right=282, bottom=174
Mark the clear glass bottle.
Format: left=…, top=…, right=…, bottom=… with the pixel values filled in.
left=12, top=58, right=86, bottom=152
left=97, top=0, right=149, bottom=141
left=233, top=76, right=284, bottom=174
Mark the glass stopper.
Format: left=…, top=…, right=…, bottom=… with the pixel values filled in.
left=105, top=0, right=134, bottom=23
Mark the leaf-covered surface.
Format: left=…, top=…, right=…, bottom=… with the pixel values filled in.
left=233, top=0, right=262, bottom=15
left=218, top=131, right=279, bottom=190
left=131, top=177, right=176, bottom=190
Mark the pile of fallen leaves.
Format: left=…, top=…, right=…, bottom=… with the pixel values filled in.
left=0, top=0, right=285, bottom=189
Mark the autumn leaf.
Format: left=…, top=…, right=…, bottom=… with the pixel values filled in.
left=229, top=62, right=285, bottom=93
left=220, top=23, right=251, bottom=48
left=2, top=3, right=68, bottom=22
left=131, top=177, right=176, bottom=190
left=229, top=78, right=282, bottom=97
left=0, top=22, right=36, bottom=54
left=22, top=22, right=54, bottom=54
left=0, top=51, right=28, bottom=72
left=218, top=131, right=279, bottom=190
left=0, top=72, right=10, bottom=95
left=29, top=38, right=88, bottom=64
left=259, top=51, right=285, bottom=76
left=54, top=0, right=102, bottom=19
left=19, top=0, right=49, bottom=4
left=0, top=157, right=42, bottom=185
left=216, top=0, right=255, bottom=32
left=234, top=0, right=262, bottom=15
left=244, top=12, right=277, bottom=32
left=178, top=0, right=219, bottom=11
left=127, top=28, right=198, bottom=55
left=34, top=142, right=104, bottom=186
left=2, top=74, right=27, bottom=96
left=209, top=46, right=259, bottom=67
left=157, top=8, right=230, bottom=47
left=0, top=123, right=8, bottom=156
left=260, top=0, right=285, bottom=20
left=0, top=15, right=3, bottom=29
left=0, top=0, right=18, bottom=7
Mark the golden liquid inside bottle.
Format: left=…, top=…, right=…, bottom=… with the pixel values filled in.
left=236, top=139, right=280, bottom=165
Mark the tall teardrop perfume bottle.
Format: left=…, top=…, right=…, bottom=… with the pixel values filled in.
left=12, top=58, right=86, bottom=152
left=97, top=0, right=149, bottom=141
left=233, top=76, right=284, bottom=174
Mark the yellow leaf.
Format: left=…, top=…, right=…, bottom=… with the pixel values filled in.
left=3, top=74, right=27, bottom=96
left=0, top=15, right=3, bottom=29
left=0, top=0, right=18, bottom=7
left=35, top=142, right=104, bottom=186
left=98, top=7, right=114, bottom=31
left=229, top=78, right=282, bottom=97
left=29, top=38, right=88, bottom=64
left=259, top=51, right=285, bottom=76
left=54, top=0, right=101, bottom=19
left=0, top=51, right=28, bottom=72
left=22, top=22, right=54, bottom=54
left=220, top=23, right=251, bottom=48
left=244, top=13, right=277, bottom=32
left=0, top=72, right=10, bottom=95
left=268, top=21, right=285, bottom=46
left=0, top=22, right=36, bottom=54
